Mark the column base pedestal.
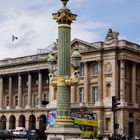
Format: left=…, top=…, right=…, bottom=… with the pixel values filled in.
left=47, top=127, right=81, bottom=140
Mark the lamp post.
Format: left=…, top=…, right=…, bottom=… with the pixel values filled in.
left=47, top=0, right=81, bottom=139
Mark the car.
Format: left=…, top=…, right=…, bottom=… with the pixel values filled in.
left=35, top=129, right=46, bottom=140
left=0, top=130, right=15, bottom=139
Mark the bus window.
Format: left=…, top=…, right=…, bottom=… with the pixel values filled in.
left=82, top=113, right=96, bottom=120
left=86, top=126, right=93, bottom=131
left=82, top=126, right=86, bottom=131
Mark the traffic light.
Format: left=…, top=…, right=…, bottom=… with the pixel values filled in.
left=112, top=96, right=120, bottom=112
left=114, top=123, right=119, bottom=129
left=41, top=100, right=49, bottom=105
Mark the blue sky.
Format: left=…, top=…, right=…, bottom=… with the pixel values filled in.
left=0, top=0, right=140, bottom=58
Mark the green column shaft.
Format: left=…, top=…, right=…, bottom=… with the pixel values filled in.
left=58, top=26, right=71, bottom=76
left=57, top=26, right=71, bottom=117
left=57, top=87, right=71, bottom=116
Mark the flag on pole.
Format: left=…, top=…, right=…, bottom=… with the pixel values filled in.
left=12, top=35, right=18, bottom=42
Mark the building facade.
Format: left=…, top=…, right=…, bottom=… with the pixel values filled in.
left=0, top=30, right=140, bottom=136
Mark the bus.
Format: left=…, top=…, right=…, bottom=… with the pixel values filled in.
left=74, top=112, right=98, bottom=139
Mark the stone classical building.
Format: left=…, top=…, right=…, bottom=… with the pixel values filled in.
left=0, top=30, right=140, bottom=136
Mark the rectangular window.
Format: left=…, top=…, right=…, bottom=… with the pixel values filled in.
left=6, top=96, right=9, bottom=106
left=34, top=95, right=38, bottom=106
left=105, top=118, right=111, bottom=131
left=15, top=96, right=18, bottom=106
left=79, top=65, right=84, bottom=76
left=92, top=63, right=98, bottom=75
left=43, top=94, right=49, bottom=101
left=24, top=95, right=28, bottom=106
left=79, top=87, right=84, bottom=103
left=46, top=79, right=49, bottom=85
left=92, top=86, right=98, bottom=103
left=136, top=88, right=138, bottom=104
left=129, top=113, right=133, bottom=118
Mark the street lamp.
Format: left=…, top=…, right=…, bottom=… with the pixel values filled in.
left=71, top=48, right=81, bottom=68
left=47, top=53, right=57, bottom=77
left=47, top=0, right=81, bottom=135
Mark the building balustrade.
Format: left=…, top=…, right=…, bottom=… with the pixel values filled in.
left=4, top=89, right=8, bottom=92
left=71, top=103, right=95, bottom=108
left=127, top=102, right=134, bottom=107
left=42, top=86, right=49, bottom=90
left=78, top=76, right=84, bottom=80
left=0, top=54, right=48, bottom=66
left=13, top=88, right=18, bottom=92
left=91, top=75, right=98, bottom=79
left=32, top=86, right=38, bottom=91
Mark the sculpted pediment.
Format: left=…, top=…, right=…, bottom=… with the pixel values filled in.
left=71, top=38, right=97, bottom=51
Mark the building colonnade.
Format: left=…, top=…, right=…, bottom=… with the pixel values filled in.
left=0, top=69, right=49, bottom=110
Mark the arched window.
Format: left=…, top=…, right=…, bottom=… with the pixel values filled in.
left=0, top=115, right=7, bottom=130
left=106, top=83, right=111, bottom=97
left=19, top=115, right=26, bottom=128
left=29, top=115, right=36, bottom=130
left=38, top=114, right=46, bottom=130
left=9, top=115, right=16, bottom=129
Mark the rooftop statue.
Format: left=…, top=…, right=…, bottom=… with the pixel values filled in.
left=105, top=29, right=119, bottom=41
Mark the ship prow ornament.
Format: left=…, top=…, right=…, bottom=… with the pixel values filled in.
left=61, top=0, right=69, bottom=6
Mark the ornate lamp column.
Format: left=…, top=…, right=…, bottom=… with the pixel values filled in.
left=47, top=0, right=81, bottom=139
left=52, top=0, right=76, bottom=126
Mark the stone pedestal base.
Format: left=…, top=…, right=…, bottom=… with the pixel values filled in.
left=47, top=127, right=81, bottom=140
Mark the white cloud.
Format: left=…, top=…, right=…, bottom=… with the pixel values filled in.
left=72, top=21, right=107, bottom=42
left=0, top=0, right=58, bottom=59
left=0, top=0, right=106, bottom=59
left=135, top=35, right=140, bottom=44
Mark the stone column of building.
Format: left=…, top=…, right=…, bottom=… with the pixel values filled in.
left=97, top=61, right=104, bottom=134
left=27, top=73, right=32, bottom=108
left=38, top=71, right=42, bottom=108
left=16, top=119, right=19, bottom=128
left=6, top=119, right=9, bottom=130
left=132, top=63, right=137, bottom=107
left=119, top=60, right=126, bottom=135
left=71, top=86, right=76, bottom=104
left=18, top=74, right=22, bottom=108
left=97, top=61, right=103, bottom=104
left=49, top=76, right=55, bottom=104
left=120, top=60, right=126, bottom=103
left=0, top=76, right=3, bottom=109
left=98, top=111, right=104, bottom=134
left=9, top=76, right=12, bottom=109
left=84, top=62, right=88, bottom=104
left=36, top=119, right=39, bottom=129
left=25, top=119, right=29, bottom=129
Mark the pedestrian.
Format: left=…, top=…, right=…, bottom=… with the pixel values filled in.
left=102, top=136, right=109, bottom=140
left=122, top=135, right=126, bottom=140
left=134, top=136, right=139, bottom=140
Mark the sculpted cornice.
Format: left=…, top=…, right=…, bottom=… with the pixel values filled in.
left=0, top=63, right=48, bottom=75
left=119, top=52, right=140, bottom=63
left=0, top=54, right=48, bottom=68
left=81, top=53, right=101, bottom=62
